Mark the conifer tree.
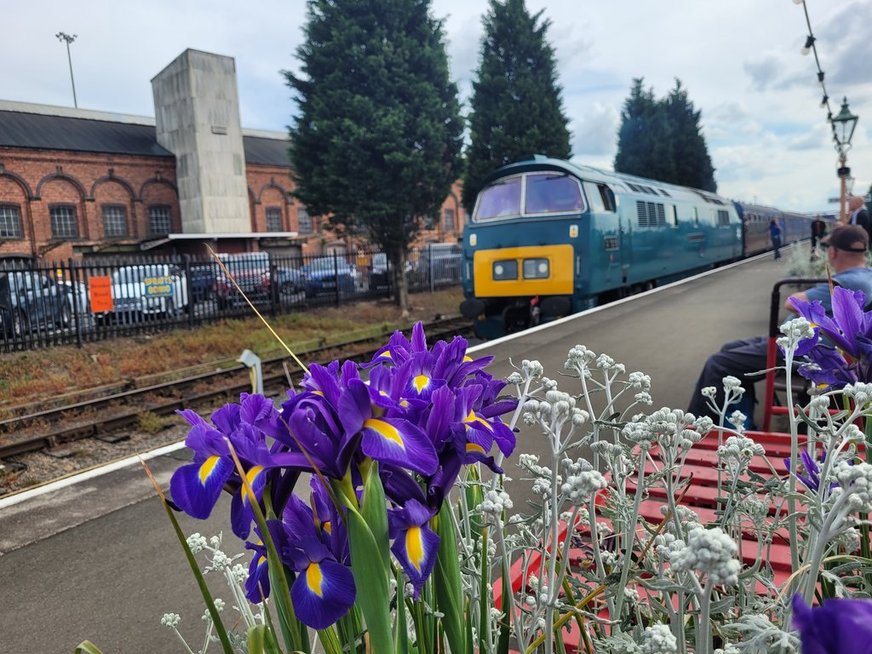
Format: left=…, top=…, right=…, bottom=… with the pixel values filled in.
left=286, top=0, right=463, bottom=309
left=663, top=79, right=716, bottom=192
left=614, top=78, right=675, bottom=183
left=462, top=0, right=571, bottom=214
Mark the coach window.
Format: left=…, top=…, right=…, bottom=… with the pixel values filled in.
left=50, top=204, right=79, bottom=239
left=0, top=204, right=23, bottom=238
left=525, top=173, right=584, bottom=215
left=102, top=205, right=128, bottom=238
left=474, top=176, right=522, bottom=221
left=149, top=205, right=172, bottom=235
left=672, top=205, right=679, bottom=226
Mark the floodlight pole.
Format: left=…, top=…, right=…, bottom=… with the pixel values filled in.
left=56, top=32, right=78, bottom=108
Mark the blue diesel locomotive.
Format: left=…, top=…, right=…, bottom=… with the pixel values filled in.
left=459, top=156, right=814, bottom=339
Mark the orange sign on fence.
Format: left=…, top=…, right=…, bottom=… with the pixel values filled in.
left=88, top=276, right=114, bottom=313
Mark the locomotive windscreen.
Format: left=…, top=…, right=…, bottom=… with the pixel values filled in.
left=474, top=172, right=585, bottom=222
left=475, top=176, right=522, bottom=221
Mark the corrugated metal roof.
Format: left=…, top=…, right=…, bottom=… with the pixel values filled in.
left=0, top=110, right=292, bottom=167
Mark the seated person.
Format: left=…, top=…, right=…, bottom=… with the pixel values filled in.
left=687, top=224, right=872, bottom=425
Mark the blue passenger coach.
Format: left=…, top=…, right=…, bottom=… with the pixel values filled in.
left=460, top=156, right=745, bottom=339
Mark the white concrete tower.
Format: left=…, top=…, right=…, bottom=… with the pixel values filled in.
left=151, top=49, right=250, bottom=233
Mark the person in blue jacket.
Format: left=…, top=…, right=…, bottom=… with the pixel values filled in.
left=769, top=217, right=783, bottom=260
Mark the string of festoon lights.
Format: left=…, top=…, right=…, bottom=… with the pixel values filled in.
left=793, top=0, right=859, bottom=217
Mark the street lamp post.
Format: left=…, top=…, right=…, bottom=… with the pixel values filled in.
left=55, top=32, right=78, bottom=108
left=831, top=97, right=858, bottom=223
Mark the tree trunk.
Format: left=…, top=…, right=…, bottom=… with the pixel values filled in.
left=390, top=247, right=409, bottom=313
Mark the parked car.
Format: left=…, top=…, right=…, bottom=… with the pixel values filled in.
left=189, top=263, right=217, bottom=303
left=107, top=264, right=189, bottom=317
left=274, top=266, right=306, bottom=296
left=214, top=253, right=271, bottom=309
left=0, top=270, right=72, bottom=337
left=412, top=243, right=462, bottom=287
left=301, top=256, right=357, bottom=298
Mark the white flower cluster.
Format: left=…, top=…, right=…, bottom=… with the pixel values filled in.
left=479, top=489, right=513, bottom=515
left=202, top=598, right=226, bottom=621
left=160, top=613, right=181, bottom=628
left=560, top=458, right=607, bottom=506
left=623, top=409, right=711, bottom=455
left=596, top=353, right=625, bottom=374
left=522, top=392, right=589, bottom=428
left=186, top=532, right=208, bottom=554
left=843, top=383, right=872, bottom=410
left=565, top=345, right=596, bottom=369
left=668, top=526, right=740, bottom=586
left=835, top=461, right=872, bottom=512
left=776, top=317, right=816, bottom=352
left=718, top=435, right=765, bottom=477
left=640, top=623, right=678, bottom=654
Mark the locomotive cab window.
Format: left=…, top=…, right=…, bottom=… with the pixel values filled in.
left=583, top=182, right=615, bottom=213
left=524, top=173, right=585, bottom=215
left=474, top=176, right=522, bottom=221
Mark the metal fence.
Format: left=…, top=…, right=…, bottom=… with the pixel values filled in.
left=0, top=246, right=462, bottom=352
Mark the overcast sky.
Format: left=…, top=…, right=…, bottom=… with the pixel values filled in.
left=2, top=0, right=870, bottom=213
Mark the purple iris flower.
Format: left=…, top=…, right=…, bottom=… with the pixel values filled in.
left=272, top=492, right=356, bottom=629
left=784, top=449, right=827, bottom=493
left=789, top=288, right=872, bottom=388
left=244, top=536, right=270, bottom=604
left=792, top=594, right=872, bottom=653
left=388, top=499, right=440, bottom=598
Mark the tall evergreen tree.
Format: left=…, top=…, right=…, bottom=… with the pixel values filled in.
left=663, top=79, right=716, bottom=192
left=614, top=78, right=717, bottom=192
left=285, top=0, right=463, bottom=310
left=614, top=78, right=675, bottom=183
left=462, top=0, right=571, bottom=214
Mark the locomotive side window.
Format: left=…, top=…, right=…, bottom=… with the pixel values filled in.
left=584, top=181, right=615, bottom=212
left=525, top=174, right=585, bottom=215
left=717, top=210, right=731, bottom=227
left=474, top=176, right=522, bottom=221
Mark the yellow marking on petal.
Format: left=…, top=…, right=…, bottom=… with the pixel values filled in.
left=363, top=419, right=405, bottom=449
left=413, top=374, right=430, bottom=392
left=378, top=351, right=392, bottom=359
left=466, top=443, right=487, bottom=455
left=323, top=520, right=332, bottom=535
left=312, top=390, right=324, bottom=397
left=463, top=355, right=473, bottom=362
left=198, top=456, right=221, bottom=485
left=400, top=399, right=409, bottom=408
left=464, top=410, right=491, bottom=431
left=306, top=562, right=324, bottom=597
left=406, top=526, right=425, bottom=572
left=241, top=465, right=264, bottom=505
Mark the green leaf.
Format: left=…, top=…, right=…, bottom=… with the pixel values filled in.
left=73, top=642, right=103, bottom=654
left=496, top=560, right=511, bottom=654
left=346, top=506, right=394, bottom=653
left=247, top=624, right=266, bottom=654
left=361, top=463, right=391, bottom=572
left=478, top=526, right=490, bottom=652
left=433, top=502, right=467, bottom=654
left=395, top=568, right=410, bottom=654
left=317, top=626, right=344, bottom=654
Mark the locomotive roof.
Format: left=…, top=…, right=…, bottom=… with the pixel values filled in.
left=486, top=155, right=733, bottom=207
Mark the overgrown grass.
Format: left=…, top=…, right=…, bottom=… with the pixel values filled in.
left=1, top=288, right=463, bottom=407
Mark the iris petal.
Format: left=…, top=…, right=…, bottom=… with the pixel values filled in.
left=391, top=523, right=440, bottom=595
left=360, top=418, right=438, bottom=475
left=170, top=457, right=234, bottom=519
left=290, top=559, right=356, bottom=629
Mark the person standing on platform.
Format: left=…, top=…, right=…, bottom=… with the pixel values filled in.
left=848, top=195, right=872, bottom=241
left=687, top=224, right=872, bottom=427
left=810, top=216, right=827, bottom=257
left=769, top=217, right=783, bottom=260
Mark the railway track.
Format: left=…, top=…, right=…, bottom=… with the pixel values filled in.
left=0, top=316, right=473, bottom=462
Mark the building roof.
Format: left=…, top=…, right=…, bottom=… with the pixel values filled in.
left=0, top=101, right=292, bottom=167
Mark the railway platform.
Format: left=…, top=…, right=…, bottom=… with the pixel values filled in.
left=0, top=249, right=804, bottom=652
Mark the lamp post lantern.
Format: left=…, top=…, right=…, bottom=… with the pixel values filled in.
left=55, top=32, right=78, bottom=108
left=831, top=97, right=859, bottom=223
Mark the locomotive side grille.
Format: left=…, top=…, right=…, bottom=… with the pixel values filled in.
left=637, top=201, right=667, bottom=227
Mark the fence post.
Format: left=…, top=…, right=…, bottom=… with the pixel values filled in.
left=333, top=251, right=340, bottom=308
left=269, top=253, right=279, bottom=317
left=69, top=258, right=84, bottom=348
left=428, top=244, right=435, bottom=294
left=183, top=257, right=195, bottom=330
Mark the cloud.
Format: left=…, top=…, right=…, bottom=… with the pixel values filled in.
left=743, top=55, right=782, bottom=92
left=570, top=103, right=619, bottom=156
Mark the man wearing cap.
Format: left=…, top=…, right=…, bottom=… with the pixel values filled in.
left=847, top=195, right=871, bottom=241
left=687, top=224, right=872, bottom=426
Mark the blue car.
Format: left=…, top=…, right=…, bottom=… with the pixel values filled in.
left=301, top=257, right=357, bottom=298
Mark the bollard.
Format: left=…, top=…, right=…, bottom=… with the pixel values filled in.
left=237, top=349, right=263, bottom=394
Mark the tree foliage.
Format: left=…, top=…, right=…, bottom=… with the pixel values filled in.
left=462, top=0, right=571, bottom=213
left=285, top=0, right=463, bottom=306
left=614, top=78, right=716, bottom=192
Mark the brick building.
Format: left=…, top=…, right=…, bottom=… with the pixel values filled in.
left=0, top=49, right=465, bottom=264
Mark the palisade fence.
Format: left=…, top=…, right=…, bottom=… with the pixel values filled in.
left=0, top=246, right=462, bottom=352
